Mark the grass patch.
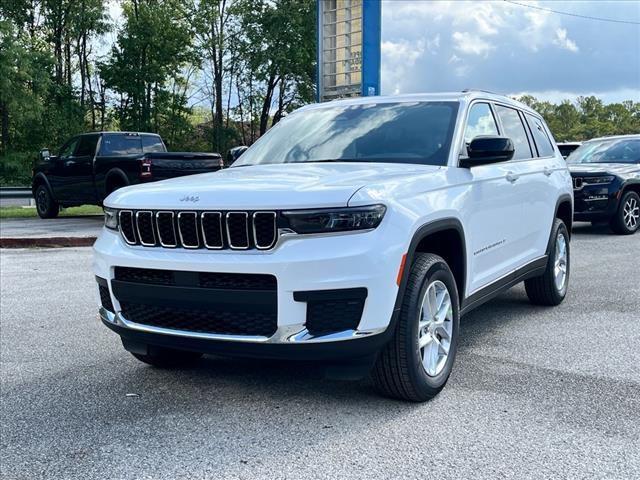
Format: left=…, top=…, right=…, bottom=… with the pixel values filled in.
left=0, top=205, right=103, bottom=219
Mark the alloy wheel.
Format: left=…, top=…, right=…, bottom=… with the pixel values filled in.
left=554, top=232, right=568, bottom=291
left=418, top=280, right=453, bottom=377
left=37, top=189, right=49, bottom=214
left=623, top=197, right=639, bottom=230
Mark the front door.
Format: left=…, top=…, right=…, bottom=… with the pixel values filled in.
left=459, top=102, right=529, bottom=294
left=49, top=137, right=80, bottom=203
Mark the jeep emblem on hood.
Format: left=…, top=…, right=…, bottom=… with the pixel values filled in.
left=179, top=195, right=200, bottom=203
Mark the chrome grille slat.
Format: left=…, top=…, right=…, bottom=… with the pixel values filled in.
left=177, top=212, right=200, bottom=249
left=253, top=212, right=277, bottom=249
left=156, top=211, right=177, bottom=247
left=119, top=209, right=277, bottom=251
left=226, top=212, right=250, bottom=250
left=136, top=211, right=156, bottom=246
left=201, top=212, right=224, bottom=249
left=119, top=210, right=137, bottom=245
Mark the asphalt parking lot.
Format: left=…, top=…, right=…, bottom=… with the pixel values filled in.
left=1, top=223, right=639, bottom=479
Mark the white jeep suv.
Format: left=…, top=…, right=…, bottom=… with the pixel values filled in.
left=94, top=91, right=573, bottom=401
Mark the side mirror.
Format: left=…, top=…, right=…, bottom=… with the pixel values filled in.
left=460, top=136, right=515, bottom=168
left=227, top=146, right=248, bottom=164
left=39, top=149, right=51, bottom=162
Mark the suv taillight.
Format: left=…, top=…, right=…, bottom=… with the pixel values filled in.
left=140, top=157, right=153, bottom=179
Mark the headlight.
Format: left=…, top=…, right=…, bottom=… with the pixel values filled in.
left=104, top=207, right=118, bottom=230
left=583, top=176, right=614, bottom=185
left=282, top=205, right=386, bottom=234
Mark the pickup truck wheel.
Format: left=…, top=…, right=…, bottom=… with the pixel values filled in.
left=525, top=218, right=570, bottom=306
left=130, top=347, right=203, bottom=368
left=372, top=253, right=460, bottom=402
left=610, top=191, right=639, bottom=235
left=35, top=184, right=59, bottom=219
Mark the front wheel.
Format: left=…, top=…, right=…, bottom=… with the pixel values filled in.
left=525, top=218, right=570, bottom=306
left=610, top=191, right=639, bottom=235
left=372, top=253, right=460, bottom=402
left=35, top=184, right=59, bottom=219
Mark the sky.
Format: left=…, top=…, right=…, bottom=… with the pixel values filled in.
left=380, top=0, right=640, bottom=103
left=102, top=0, right=640, bottom=106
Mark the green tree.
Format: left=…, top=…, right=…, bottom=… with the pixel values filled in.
left=99, top=0, right=195, bottom=134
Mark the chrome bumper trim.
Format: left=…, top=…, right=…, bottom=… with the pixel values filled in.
left=98, top=307, right=385, bottom=345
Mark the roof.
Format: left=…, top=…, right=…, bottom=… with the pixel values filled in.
left=299, top=90, right=539, bottom=115
left=76, top=131, right=161, bottom=136
left=586, top=134, right=640, bottom=142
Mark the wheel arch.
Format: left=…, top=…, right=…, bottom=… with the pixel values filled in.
left=398, top=218, right=467, bottom=305
left=382, top=217, right=467, bottom=346
left=104, top=168, right=130, bottom=196
left=620, top=181, right=640, bottom=198
left=554, top=194, right=573, bottom=240
left=32, top=173, right=54, bottom=197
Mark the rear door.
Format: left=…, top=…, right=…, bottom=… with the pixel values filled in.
left=522, top=113, right=564, bottom=259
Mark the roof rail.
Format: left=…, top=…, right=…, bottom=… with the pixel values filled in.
left=461, top=89, right=505, bottom=96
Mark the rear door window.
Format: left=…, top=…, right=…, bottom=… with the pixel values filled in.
left=100, top=134, right=143, bottom=155
left=141, top=135, right=166, bottom=153
left=525, top=114, right=555, bottom=157
left=494, top=105, right=533, bottom=160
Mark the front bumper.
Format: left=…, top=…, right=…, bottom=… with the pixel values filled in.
left=94, top=224, right=403, bottom=357
left=571, top=177, right=622, bottom=221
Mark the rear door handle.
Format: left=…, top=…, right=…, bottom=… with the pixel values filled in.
left=506, top=171, right=519, bottom=183
left=543, top=166, right=553, bottom=176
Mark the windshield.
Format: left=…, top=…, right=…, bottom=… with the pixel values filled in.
left=233, top=101, right=459, bottom=167
left=567, top=138, right=640, bottom=164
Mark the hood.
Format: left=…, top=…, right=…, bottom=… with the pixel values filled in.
left=568, top=163, right=640, bottom=176
left=105, top=162, right=441, bottom=210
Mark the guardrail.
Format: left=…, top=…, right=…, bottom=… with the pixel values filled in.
left=0, top=187, right=32, bottom=199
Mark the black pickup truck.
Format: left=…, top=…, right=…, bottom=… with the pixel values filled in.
left=32, top=132, right=223, bottom=218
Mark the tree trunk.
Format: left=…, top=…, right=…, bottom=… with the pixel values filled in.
left=259, top=72, right=277, bottom=136
left=0, top=101, right=9, bottom=155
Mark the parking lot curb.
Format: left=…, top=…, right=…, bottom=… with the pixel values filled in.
left=0, top=237, right=96, bottom=248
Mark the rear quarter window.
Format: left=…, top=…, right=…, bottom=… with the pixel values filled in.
left=525, top=114, right=555, bottom=157
left=100, top=135, right=143, bottom=155
left=142, top=135, right=166, bottom=153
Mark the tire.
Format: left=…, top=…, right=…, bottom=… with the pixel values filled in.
left=372, top=253, right=460, bottom=402
left=106, top=175, right=127, bottom=196
left=610, top=191, right=639, bottom=235
left=35, top=184, right=59, bottom=219
left=525, top=218, right=570, bottom=306
left=130, top=346, right=203, bottom=368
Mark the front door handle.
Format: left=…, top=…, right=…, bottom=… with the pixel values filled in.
left=506, top=171, right=519, bottom=183
left=64, top=160, right=76, bottom=167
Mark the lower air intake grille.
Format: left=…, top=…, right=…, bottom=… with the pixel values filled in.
left=99, top=285, right=114, bottom=312
left=120, top=303, right=277, bottom=336
left=305, top=299, right=365, bottom=335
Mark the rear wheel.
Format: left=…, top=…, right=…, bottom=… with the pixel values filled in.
left=372, top=253, right=460, bottom=402
left=525, top=218, right=570, bottom=306
left=610, top=191, right=639, bottom=235
left=130, top=346, right=203, bottom=368
left=35, top=184, right=59, bottom=219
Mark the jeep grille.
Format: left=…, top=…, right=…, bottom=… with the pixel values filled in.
left=118, top=210, right=277, bottom=250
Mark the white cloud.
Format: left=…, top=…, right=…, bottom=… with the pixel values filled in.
left=380, top=1, right=640, bottom=101
left=553, top=28, right=579, bottom=52
left=381, top=39, right=426, bottom=94
left=452, top=31, right=494, bottom=56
